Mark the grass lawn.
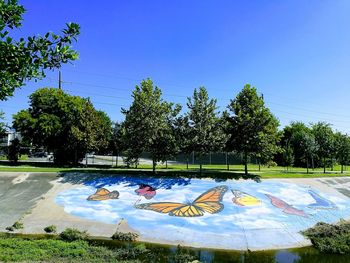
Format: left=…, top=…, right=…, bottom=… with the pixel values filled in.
left=0, top=162, right=348, bottom=179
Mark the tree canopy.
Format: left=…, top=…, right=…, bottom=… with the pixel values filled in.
left=0, top=0, right=80, bottom=100
left=185, top=87, right=226, bottom=173
left=13, top=88, right=112, bottom=164
left=121, top=79, right=181, bottom=172
left=312, top=122, right=334, bottom=173
left=226, top=84, right=280, bottom=175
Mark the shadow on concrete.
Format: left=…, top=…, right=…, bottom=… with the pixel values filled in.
left=58, top=169, right=261, bottom=189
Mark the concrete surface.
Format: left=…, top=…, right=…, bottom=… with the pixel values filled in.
left=1, top=172, right=350, bottom=251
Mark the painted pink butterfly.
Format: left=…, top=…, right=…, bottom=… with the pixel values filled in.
left=265, top=194, right=307, bottom=217
left=135, top=184, right=156, bottom=199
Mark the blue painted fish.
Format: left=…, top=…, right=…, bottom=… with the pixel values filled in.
left=307, top=190, right=336, bottom=210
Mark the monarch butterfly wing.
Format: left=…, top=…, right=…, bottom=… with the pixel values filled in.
left=169, top=205, right=205, bottom=217
left=193, top=185, right=228, bottom=203
left=135, top=202, right=186, bottom=214
left=188, top=186, right=228, bottom=215
left=194, top=202, right=224, bottom=214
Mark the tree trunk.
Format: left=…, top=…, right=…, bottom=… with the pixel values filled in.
left=116, top=154, right=118, bottom=167
left=341, top=164, right=344, bottom=174
left=186, top=156, right=189, bottom=170
left=331, top=157, right=334, bottom=171
left=152, top=159, right=156, bottom=174
left=166, top=160, right=168, bottom=169
left=74, top=149, right=78, bottom=165
left=226, top=152, right=229, bottom=171
left=258, top=159, right=261, bottom=172
left=244, top=152, right=248, bottom=176
left=311, top=156, right=314, bottom=170
left=306, top=158, right=309, bottom=174
left=323, top=157, right=326, bottom=174
left=199, top=153, right=203, bottom=175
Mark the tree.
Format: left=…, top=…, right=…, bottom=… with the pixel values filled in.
left=0, top=111, right=6, bottom=137
left=121, top=79, right=180, bottom=173
left=0, top=0, right=80, bottom=100
left=109, top=122, right=124, bottom=166
left=292, top=131, right=318, bottom=174
left=312, top=122, right=334, bottom=173
left=226, top=84, right=280, bottom=175
left=186, top=87, right=226, bottom=174
left=174, top=115, right=192, bottom=170
left=13, top=88, right=111, bottom=164
left=280, top=122, right=311, bottom=167
left=282, top=142, right=294, bottom=171
left=334, top=132, right=350, bottom=173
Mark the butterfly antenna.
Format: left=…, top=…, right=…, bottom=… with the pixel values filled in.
left=133, top=197, right=142, bottom=206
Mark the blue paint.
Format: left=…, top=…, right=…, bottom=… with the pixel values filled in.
left=55, top=176, right=350, bottom=250
left=307, top=190, right=336, bottom=210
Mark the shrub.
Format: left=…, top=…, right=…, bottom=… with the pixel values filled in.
left=59, top=228, right=89, bottom=242
left=266, top=160, right=277, bottom=168
left=13, top=221, right=24, bottom=229
left=111, top=231, right=139, bottom=241
left=6, top=221, right=23, bottom=231
left=44, top=225, right=57, bottom=234
left=302, top=221, right=350, bottom=254
left=5, top=226, right=14, bottom=232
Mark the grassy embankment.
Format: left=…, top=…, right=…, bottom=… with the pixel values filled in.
left=0, top=233, right=198, bottom=263
left=0, top=161, right=348, bottom=179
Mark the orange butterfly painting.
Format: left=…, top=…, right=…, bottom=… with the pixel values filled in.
left=87, top=188, right=119, bottom=201
left=135, top=185, right=228, bottom=217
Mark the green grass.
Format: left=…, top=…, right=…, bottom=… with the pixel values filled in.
left=0, top=162, right=348, bottom=179
left=0, top=235, right=142, bottom=262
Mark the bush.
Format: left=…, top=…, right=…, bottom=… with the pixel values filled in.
left=6, top=221, right=23, bottom=231
left=266, top=160, right=277, bottom=168
left=5, top=226, right=14, bottom=232
left=59, top=228, right=89, bottom=242
left=111, top=231, right=139, bottom=241
left=302, top=221, right=350, bottom=254
left=44, top=225, right=57, bottom=234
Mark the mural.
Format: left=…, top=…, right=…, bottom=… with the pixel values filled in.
left=55, top=177, right=350, bottom=250
left=135, top=184, right=157, bottom=200
left=266, top=194, right=308, bottom=217
left=232, top=190, right=261, bottom=206
left=307, top=190, right=336, bottom=210
left=87, top=188, right=119, bottom=201
left=135, top=186, right=228, bottom=217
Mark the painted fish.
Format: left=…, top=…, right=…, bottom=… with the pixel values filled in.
left=265, top=194, right=307, bottom=217
left=135, top=184, right=156, bottom=199
left=307, top=190, right=336, bottom=210
left=232, top=190, right=261, bottom=206
left=87, top=188, right=119, bottom=201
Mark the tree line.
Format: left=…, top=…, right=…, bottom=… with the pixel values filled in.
left=9, top=79, right=350, bottom=175
left=2, top=1, right=349, bottom=174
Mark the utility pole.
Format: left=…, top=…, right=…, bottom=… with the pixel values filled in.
left=58, top=70, right=62, bottom=89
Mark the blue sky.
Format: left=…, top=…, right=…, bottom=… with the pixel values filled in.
left=1, top=0, right=350, bottom=132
